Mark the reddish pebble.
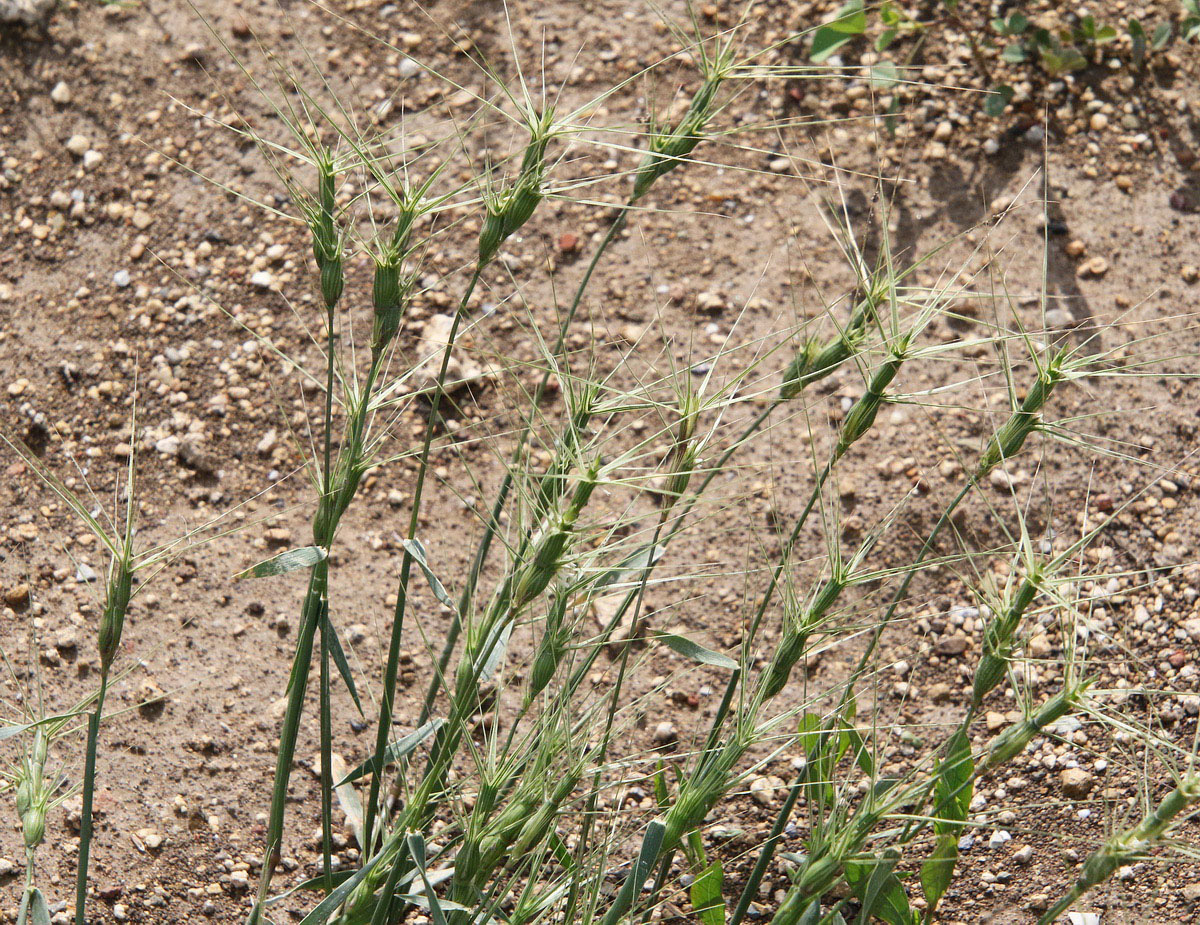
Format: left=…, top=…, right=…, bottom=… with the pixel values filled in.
left=557, top=232, right=580, bottom=253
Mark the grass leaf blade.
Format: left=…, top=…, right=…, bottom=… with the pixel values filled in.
left=237, top=546, right=327, bottom=580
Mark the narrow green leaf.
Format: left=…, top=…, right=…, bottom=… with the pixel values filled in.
left=18, top=888, right=51, bottom=925
left=797, top=901, right=822, bottom=925
left=324, top=612, right=363, bottom=715
left=338, top=719, right=444, bottom=785
left=798, top=713, right=824, bottom=756
left=407, top=834, right=449, bottom=925
left=616, top=819, right=666, bottom=910
left=477, top=621, right=512, bottom=684
left=0, top=711, right=79, bottom=742
left=299, top=849, right=387, bottom=924
left=653, top=762, right=671, bottom=810
left=658, top=633, right=738, bottom=670
left=236, top=545, right=326, bottom=580
left=547, top=830, right=577, bottom=872
left=846, top=851, right=913, bottom=925
left=402, top=538, right=457, bottom=612
left=691, top=861, right=726, bottom=925
left=1151, top=21, right=1173, bottom=48
left=268, top=869, right=356, bottom=898
left=593, top=544, right=663, bottom=590
left=842, top=723, right=874, bottom=777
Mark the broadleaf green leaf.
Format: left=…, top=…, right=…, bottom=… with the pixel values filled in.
left=919, top=833, right=959, bottom=910
left=690, top=861, right=725, bottom=925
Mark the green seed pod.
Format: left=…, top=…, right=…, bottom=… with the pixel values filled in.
left=811, top=576, right=846, bottom=621
left=976, top=368, right=1063, bottom=478
left=780, top=338, right=821, bottom=400
left=505, top=183, right=543, bottom=236
left=318, top=256, right=344, bottom=312
left=564, top=462, right=600, bottom=520
left=762, top=628, right=810, bottom=700
left=32, top=727, right=48, bottom=767
left=795, top=853, right=841, bottom=898
left=370, top=257, right=405, bottom=358
left=477, top=208, right=506, bottom=265
left=836, top=393, right=883, bottom=456
left=477, top=121, right=549, bottom=266
left=835, top=356, right=902, bottom=457
left=509, top=772, right=579, bottom=859
left=98, top=557, right=134, bottom=672
left=631, top=75, right=722, bottom=201
left=22, top=802, right=45, bottom=849
left=973, top=577, right=1039, bottom=706
left=526, top=643, right=560, bottom=704
left=982, top=687, right=1077, bottom=771
left=972, top=653, right=1008, bottom=707
left=513, top=530, right=569, bottom=610
left=15, top=776, right=32, bottom=819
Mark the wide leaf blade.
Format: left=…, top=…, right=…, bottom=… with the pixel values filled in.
left=690, top=860, right=725, bottom=925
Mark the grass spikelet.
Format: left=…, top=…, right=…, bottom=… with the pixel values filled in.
left=1038, top=775, right=1200, bottom=925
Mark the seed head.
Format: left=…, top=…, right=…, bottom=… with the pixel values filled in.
left=308, top=152, right=344, bottom=312
left=976, top=363, right=1065, bottom=479
left=972, top=574, right=1039, bottom=707
left=632, top=74, right=723, bottom=202
left=780, top=294, right=876, bottom=399
left=98, top=555, right=134, bottom=673
left=761, top=576, right=845, bottom=700
left=370, top=254, right=407, bottom=361
left=835, top=355, right=902, bottom=458
left=477, top=110, right=554, bottom=266
left=982, top=686, right=1079, bottom=772
left=22, top=800, right=45, bottom=849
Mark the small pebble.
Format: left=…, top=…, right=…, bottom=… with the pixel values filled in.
left=65, top=134, right=90, bottom=156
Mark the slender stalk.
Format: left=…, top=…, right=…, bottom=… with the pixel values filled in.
left=73, top=676, right=108, bottom=925
left=417, top=207, right=632, bottom=727
left=249, top=559, right=327, bottom=924
left=362, top=267, right=482, bottom=850
left=318, top=307, right=338, bottom=890
left=726, top=775, right=801, bottom=925
left=319, top=611, right=334, bottom=891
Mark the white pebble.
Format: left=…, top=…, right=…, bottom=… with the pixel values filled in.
left=65, top=134, right=90, bottom=156
left=50, top=81, right=72, bottom=104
